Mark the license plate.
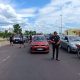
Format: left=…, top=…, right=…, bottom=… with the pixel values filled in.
left=37, top=48, right=43, bottom=50
left=16, top=41, right=18, bottom=42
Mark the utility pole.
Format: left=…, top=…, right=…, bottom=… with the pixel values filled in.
left=60, top=14, right=62, bottom=34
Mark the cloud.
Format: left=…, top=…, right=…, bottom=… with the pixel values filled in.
left=0, top=4, right=18, bottom=25
left=32, top=0, right=80, bottom=33
left=0, top=3, right=38, bottom=31
left=0, top=3, right=30, bottom=28
left=0, top=0, right=80, bottom=33
left=18, top=8, right=38, bottom=18
left=0, top=0, right=11, bottom=4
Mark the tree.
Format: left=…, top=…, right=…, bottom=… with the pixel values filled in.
left=24, top=30, right=36, bottom=35
left=3, top=30, right=8, bottom=38
left=0, top=32, right=4, bottom=37
left=13, top=24, right=22, bottom=34
left=33, top=31, right=36, bottom=35
left=24, top=30, right=29, bottom=35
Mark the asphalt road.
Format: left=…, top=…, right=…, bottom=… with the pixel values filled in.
left=0, top=43, right=80, bottom=80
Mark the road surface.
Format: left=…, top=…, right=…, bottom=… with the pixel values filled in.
left=0, top=43, right=80, bottom=80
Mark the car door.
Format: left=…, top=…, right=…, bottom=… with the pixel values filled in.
left=63, top=36, right=69, bottom=49
left=60, top=36, right=66, bottom=48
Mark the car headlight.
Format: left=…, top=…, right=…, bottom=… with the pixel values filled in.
left=71, top=44, right=77, bottom=48
left=45, top=44, right=49, bottom=46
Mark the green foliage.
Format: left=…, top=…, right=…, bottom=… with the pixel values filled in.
left=13, top=24, right=22, bottom=34
left=0, top=31, right=12, bottom=38
left=24, top=30, right=36, bottom=35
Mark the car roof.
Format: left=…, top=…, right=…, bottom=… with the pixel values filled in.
left=32, top=35, right=46, bottom=40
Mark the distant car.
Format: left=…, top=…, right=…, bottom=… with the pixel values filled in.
left=60, top=35, right=80, bottom=53
left=23, top=36, right=28, bottom=43
left=44, top=34, right=51, bottom=43
left=13, top=34, right=25, bottom=44
left=30, top=35, right=49, bottom=53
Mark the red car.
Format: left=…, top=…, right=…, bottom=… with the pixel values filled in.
left=30, top=35, right=49, bottom=53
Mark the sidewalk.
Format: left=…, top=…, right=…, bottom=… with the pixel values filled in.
left=0, top=38, right=9, bottom=47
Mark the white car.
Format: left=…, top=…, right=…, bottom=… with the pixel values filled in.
left=60, top=35, right=80, bottom=53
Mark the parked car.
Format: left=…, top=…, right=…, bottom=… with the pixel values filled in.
left=13, top=35, right=20, bottom=44
left=60, top=35, right=80, bottom=53
left=30, top=35, right=49, bottom=53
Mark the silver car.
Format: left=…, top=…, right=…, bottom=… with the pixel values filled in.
left=60, top=35, right=80, bottom=53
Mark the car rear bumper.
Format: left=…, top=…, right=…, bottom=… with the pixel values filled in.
left=13, top=40, right=20, bottom=44
left=30, top=46, right=49, bottom=53
left=31, top=50, right=49, bottom=53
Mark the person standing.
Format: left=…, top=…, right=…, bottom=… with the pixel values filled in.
left=50, top=31, right=61, bottom=61
left=9, top=34, right=14, bottom=46
left=29, top=34, right=32, bottom=43
left=19, top=33, right=25, bottom=48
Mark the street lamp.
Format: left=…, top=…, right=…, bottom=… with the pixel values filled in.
left=60, top=14, right=63, bottom=34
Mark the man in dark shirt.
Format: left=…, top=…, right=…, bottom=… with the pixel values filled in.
left=50, top=31, right=61, bottom=61
left=19, top=33, right=25, bottom=48
left=9, top=34, right=14, bottom=46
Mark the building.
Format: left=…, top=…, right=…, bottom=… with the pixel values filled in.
left=64, top=29, right=80, bottom=36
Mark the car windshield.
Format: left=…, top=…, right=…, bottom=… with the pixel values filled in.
left=45, top=35, right=50, bottom=40
left=69, top=36, right=80, bottom=41
left=14, top=35, right=20, bottom=38
left=33, top=36, right=46, bottom=42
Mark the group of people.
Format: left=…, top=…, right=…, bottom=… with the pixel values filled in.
left=9, top=33, right=25, bottom=48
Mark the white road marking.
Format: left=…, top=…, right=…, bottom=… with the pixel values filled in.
left=0, top=56, right=10, bottom=64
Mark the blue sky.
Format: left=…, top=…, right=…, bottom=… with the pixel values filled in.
left=0, top=0, right=80, bottom=33
left=11, top=0, right=51, bottom=9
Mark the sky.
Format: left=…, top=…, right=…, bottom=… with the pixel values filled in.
left=0, top=0, right=80, bottom=33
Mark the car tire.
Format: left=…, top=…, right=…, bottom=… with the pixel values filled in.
left=77, top=50, right=80, bottom=58
left=67, top=46, right=71, bottom=53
